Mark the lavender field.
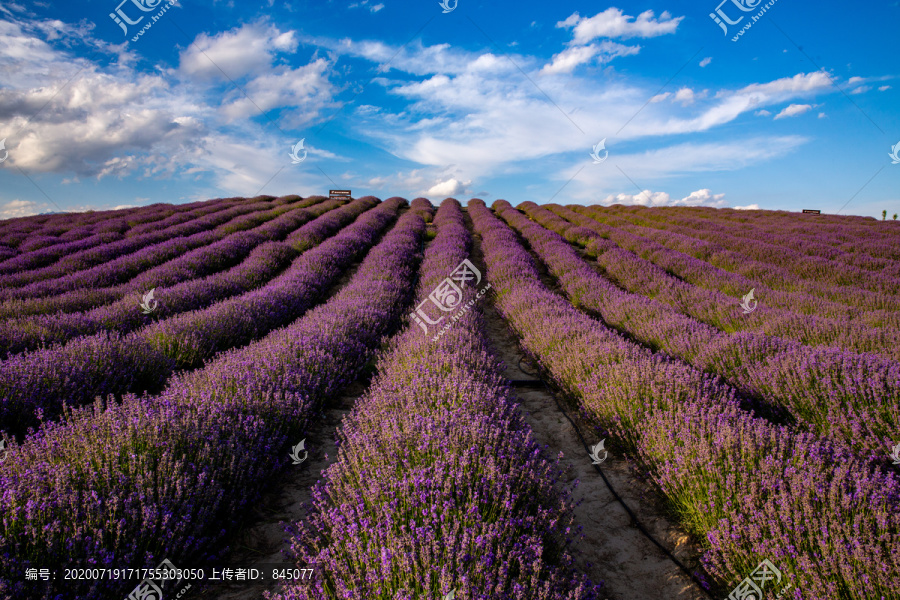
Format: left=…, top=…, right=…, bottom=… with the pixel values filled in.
left=0, top=195, right=897, bottom=600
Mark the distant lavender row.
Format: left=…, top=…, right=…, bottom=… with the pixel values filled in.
left=123, top=194, right=296, bottom=238
left=273, top=198, right=599, bottom=600
left=614, top=204, right=900, bottom=278
left=0, top=198, right=272, bottom=292
left=141, top=197, right=395, bottom=369
left=0, top=198, right=396, bottom=435
left=541, top=205, right=900, bottom=362
left=0, top=198, right=334, bottom=323
left=0, top=200, right=426, bottom=600
left=668, top=204, right=900, bottom=256
left=1, top=200, right=194, bottom=258
left=0, top=198, right=312, bottom=303
left=0, top=202, right=158, bottom=247
left=600, top=205, right=900, bottom=302
left=468, top=199, right=900, bottom=600
left=0, top=199, right=352, bottom=356
left=502, top=201, right=899, bottom=460
left=575, top=206, right=900, bottom=327
left=0, top=198, right=240, bottom=275
left=569, top=206, right=900, bottom=332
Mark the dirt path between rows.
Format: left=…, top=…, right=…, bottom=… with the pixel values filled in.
left=192, top=209, right=414, bottom=600
left=191, top=380, right=365, bottom=600
left=191, top=259, right=370, bottom=600
left=466, top=210, right=710, bottom=600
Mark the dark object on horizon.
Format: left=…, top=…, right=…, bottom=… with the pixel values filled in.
left=802, top=209, right=821, bottom=214
left=883, top=210, right=888, bottom=220
left=330, top=189, right=352, bottom=200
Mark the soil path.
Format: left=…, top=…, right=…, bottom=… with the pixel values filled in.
left=192, top=380, right=365, bottom=600
left=191, top=209, right=414, bottom=600
left=466, top=210, right=710, bottom=600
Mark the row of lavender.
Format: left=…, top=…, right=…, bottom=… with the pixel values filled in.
left=0, top=197, right=329, bottom=320
left=0, top=197, right=318, bottom=303
left=574, top=205, right=900, bottom=331
left=642, top=204, right=900, bottom=263
left=0, top=197, right=388, bottom=436
left=505, top=201, right=899, bottom=459
left=555, top=205, right=900, bottom=359
left=613, top=204, right=900, bottom=278
left=0, top=197, right=238, bottom=255
left=0, top=196, right=255, bottom=283
left=271, top=198, right=599, bottom=600
left=468, top=199, right=899, bottom=599
left=0, top=199, right=427, bottom=599
left=602, top=206, right=900, bottom=307
left=0, top=197, right=345, bottom=356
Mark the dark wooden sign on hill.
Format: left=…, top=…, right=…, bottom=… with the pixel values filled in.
left=330, top=189, right=352, bottom=200
left=802, top=209, right=821, bottom=214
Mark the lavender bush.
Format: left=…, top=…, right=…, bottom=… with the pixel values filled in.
left=271, top=198, right=600, bottom=600
left=467, top=199, right=900, bottom=600
left=0, top=198, right=395, bottom=435
left=0, top=199, right=426, bottom=600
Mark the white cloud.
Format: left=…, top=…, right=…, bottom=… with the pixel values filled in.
left=850, top=85, right=870, bottom=95
left=563, top=137, right=807, bottom=201
left=0, top=17, right=339, bottom=198
left=674, top=87, right=696, bottom=105
left=0, top=199, right=47, bottom=219
left=601, top=188, right=725, bottom=207
left=879, top=85, right=892, bottom=91
left=218, top=57, right=337, bottom=126
left=818, top=112, right=827, bottom=118
left=755, top=109, right=771, bottom=116
left=558, top=8, right=683, bottom=43
left=734, top=204, right=760, bottom=210
left=774, top=103, right=813, bottom=119
left=349, top=0, right=384, bottom=12
left=650, top=92, right=670, bottom=103
left=699, top=57, right=712, bottom=67
left=426, top=177, right=469, bottom=197
left=848, top=76, right=865, bottom=85
left=178, top=23, right=298, bottom=80
left=540, top=41, right=640, bottom=74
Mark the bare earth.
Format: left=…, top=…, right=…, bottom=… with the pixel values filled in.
left=481, top=300, right=708, bottom=600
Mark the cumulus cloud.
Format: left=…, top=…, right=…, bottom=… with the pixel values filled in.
left=0, top=199, right=47, bottom=219
left=218, top=57, right=336, bottom=126
left=178, top=23, right=298, bottom=80
left=674, top=87, right=696, bottom=105
left=734, top=204, right=760, bottom=210
left=601, top=188, right=725, bottom=207
left=774, top=103, right=813, bottom=119
left=426, top=177, right=469, bottom=197
left=0, top=17, right=339, bottom=198
left=557, top=8, right=683, bottom=43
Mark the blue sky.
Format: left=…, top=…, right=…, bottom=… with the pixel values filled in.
left=0, top=0, right=898, bottom=219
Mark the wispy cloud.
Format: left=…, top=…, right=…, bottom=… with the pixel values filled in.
left=774, top=103, right=813, bottom=119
